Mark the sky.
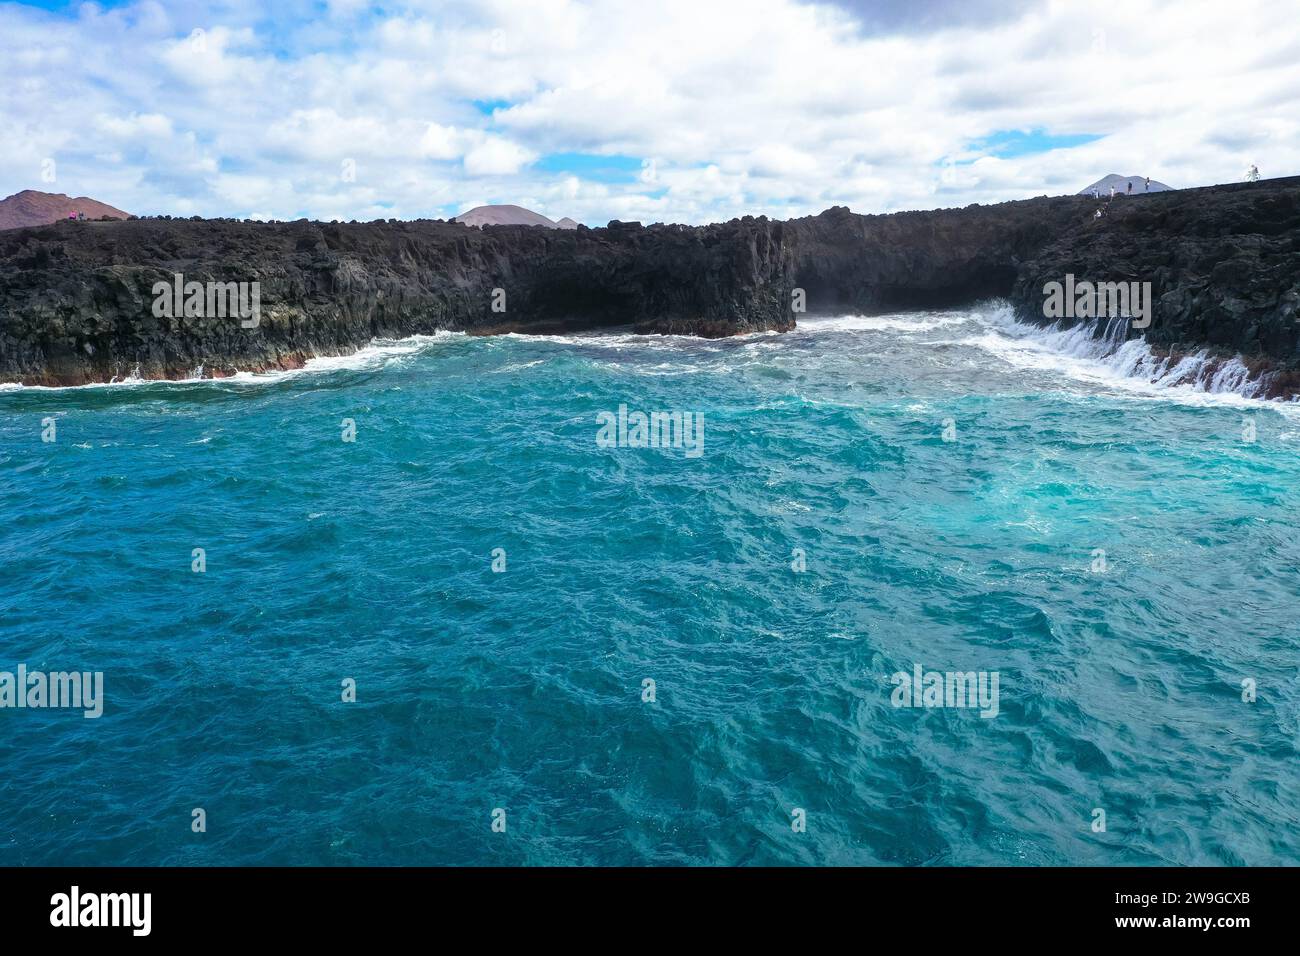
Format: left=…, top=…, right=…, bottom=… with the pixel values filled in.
left=1, top=0, right=1296, bottom=225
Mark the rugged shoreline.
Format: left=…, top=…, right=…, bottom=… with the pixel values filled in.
left=2, top=177, right=1298, bottom=392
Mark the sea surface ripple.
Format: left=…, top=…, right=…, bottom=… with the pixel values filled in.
left=2, top=304, right=1298, bottom=865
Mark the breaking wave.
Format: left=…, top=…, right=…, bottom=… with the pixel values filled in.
left=964, top=302, right=1288, bottom=404
left=1, top=305, right=1291, bottom=408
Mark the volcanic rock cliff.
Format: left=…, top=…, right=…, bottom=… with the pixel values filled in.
left=0, top=215, right=798, bottom=385
left=1, top=177, right=1298, bottom=391
left=1008, top=178, right=1300, bottom=396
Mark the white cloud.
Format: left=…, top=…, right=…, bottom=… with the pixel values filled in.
left=94, top=112, right=175, bottom=140
left=462, top=135, right=537, bottom=176
left=0, top=0, right=1296, bottom=224
left=419, top=123, right=465, bottom=161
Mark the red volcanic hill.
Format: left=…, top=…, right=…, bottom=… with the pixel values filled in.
left=0, top=189, right=131, bottom=230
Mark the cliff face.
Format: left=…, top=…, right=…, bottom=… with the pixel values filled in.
left=2, top=177, right=1299, bottom=390
left=781, top=196, right=1082, bottom=313
left=1008, top=178, right=1300, bottom=395
left=0, top=216, right=797, bottom=385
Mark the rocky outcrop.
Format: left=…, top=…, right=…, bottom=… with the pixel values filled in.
left=1008, top=177, right=1300, bottom=397
left=0, top=215, right=796, bottom=385
left=2, top=177, right=1298, bottom=391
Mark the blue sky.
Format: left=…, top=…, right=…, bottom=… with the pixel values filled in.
left=977, top=130, right=1104, bottom=159
left=1, top=0, right=1295, bottom=225
left=533, top=154, right=643, bottom=184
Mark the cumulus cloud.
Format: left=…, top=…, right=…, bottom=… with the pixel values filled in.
left=462, top=135, right=537, bottom=175
left=0, top=0, right=1296, bottom=225
left=419, top=123, right=464, bottom=161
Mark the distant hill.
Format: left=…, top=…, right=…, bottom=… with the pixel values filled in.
left=1078, top=174, right=1173, bottom=196
left=0, top=190, right=130, bottom=230
left=454, top=204, right=577, bottom=228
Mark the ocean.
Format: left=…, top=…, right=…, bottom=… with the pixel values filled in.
left=2, top=302, right=1297, bottom=866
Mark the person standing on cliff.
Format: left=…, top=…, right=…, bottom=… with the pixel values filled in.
left=1144, top=176, right=1150, bottom=191
left=1127, top=181, right=1133, bottom=194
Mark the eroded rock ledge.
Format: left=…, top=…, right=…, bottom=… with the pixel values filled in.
left=2, top=177, right=1297, bottom=391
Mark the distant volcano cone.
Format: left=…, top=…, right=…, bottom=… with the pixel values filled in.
left=0, top=190, right=130, bottom=230
left=454, top=204, right=571, bottom=228
left=1078, top=174, right=1173, bottom=196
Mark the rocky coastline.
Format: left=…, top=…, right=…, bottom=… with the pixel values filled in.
left=2, top=177, right=1297, bottom=393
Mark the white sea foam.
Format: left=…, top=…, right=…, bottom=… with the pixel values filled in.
left=962, top=302, right=1296, bottom=411
left=796, top=313, right=972, bottom=334
left=226, top=332, right=463, bottom=382
left=489, top=359, right=547, bottom=374
left=497, top=327, right=782, bottom=350
left=3, top=305, right=1295, bottom=413
left=0, top=373, right=160, bottom=393
left=0, top=332, right=466, bottom=391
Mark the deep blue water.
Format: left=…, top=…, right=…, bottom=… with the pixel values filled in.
left=2, top=306, right=1298, bottom=865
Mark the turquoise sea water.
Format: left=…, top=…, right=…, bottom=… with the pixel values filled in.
left=2, top=304, right=1298, bottom=866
